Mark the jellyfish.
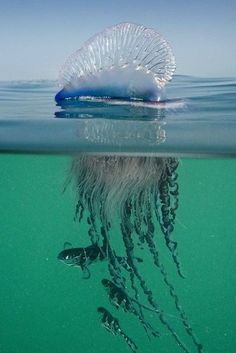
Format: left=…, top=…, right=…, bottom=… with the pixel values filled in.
left=56, top=23, right=203, bottom=353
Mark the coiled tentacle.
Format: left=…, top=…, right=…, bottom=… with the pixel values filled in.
left=98, top=307, right=138, bottom=353
left=145, top=197, right=203, bottom=353
left=62, top=155, right=203, bottom=353
left=102, top=278, right=160, bottom=338
left=157, top=158, right=184, bottom=278
left=121, top=200, right=190, bottom=353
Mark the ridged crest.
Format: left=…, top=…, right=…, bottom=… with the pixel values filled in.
left=56, top=23, right=176, bottom=102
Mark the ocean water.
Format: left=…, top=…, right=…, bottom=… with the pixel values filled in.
left=0, top=77, right=236, bottom=353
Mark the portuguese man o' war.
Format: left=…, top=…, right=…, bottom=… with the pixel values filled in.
left=56, top=23, right=203, bottom=353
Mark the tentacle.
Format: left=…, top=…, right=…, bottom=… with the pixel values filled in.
left=128, top=198, right=159, bottom=340
left=166, top=157, right=179, bottom=229
left=129, top=268, right=154, bottom=339
left=132, top=303, right=160, bottom=338
left=74, top=198, right=84, bottom=222
left=108, top=191, right=159, bottom=341
left=120, top=329, right=138, bottom=353
left=69, top=155, right=201, bottom=352
left=103, top=278, right=160, bottom=339
left=87, top=197, right=98, bottom=244
left=133, top=190, right=146, bottom=247
left=98, top=307, right=138, bottom=353
left=73, top=159, right=88, bottom=223
left=101, top=226, right=122, bottom=285
left=121, top=200, right=190, bottom=353
left=145, top=197, right=203, bottom=353
left=157, top=158, right=184, bottom=278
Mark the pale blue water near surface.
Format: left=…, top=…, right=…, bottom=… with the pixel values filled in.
left=0, top=76, right=236, bottom=155
left=0, top=77, right=236, bottom=353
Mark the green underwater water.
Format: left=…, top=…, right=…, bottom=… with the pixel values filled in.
left=0, top=154, right=236, bottom=353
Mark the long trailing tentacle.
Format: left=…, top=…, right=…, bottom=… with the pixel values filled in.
left=87, top=196, right=99, bottom=244
left=157, top=158, right=184, bottom=278
left=100, top=198, right=126, bottom=289
left=101, top=225, right=121, bottom=284
left=121, top=199, right=190, bottom=353
left=98, top=307, right=138, bottom=353
left=132, top=302, right=160, bottom=338
left=129, top=265, right=154, bottom=340
left=133, top=190, right=146, bottom=247
left=145, top=195, right=203, bottom=353
left=126, top=255, right=151, bottom=335
left=127, top=198, right=159, bottom=340
left=103, top=278, right=160, bottom=338
left=69, top=155, right=202, bottom=353
left=74, top=197, right=84, bottom=223
left=74, top=165, right=107, bottom=255
left=120, top=214, right=154, bottom=339
left=73, top=158, right=88, bottom=222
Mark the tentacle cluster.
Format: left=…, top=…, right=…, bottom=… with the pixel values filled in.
left=59, top=155, right=203, bottom=353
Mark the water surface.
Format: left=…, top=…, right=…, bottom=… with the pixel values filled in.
left=0, top=76, right=236, bottom=156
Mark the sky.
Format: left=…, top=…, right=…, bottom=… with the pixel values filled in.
left=0, top=0, right=235, bottom=80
